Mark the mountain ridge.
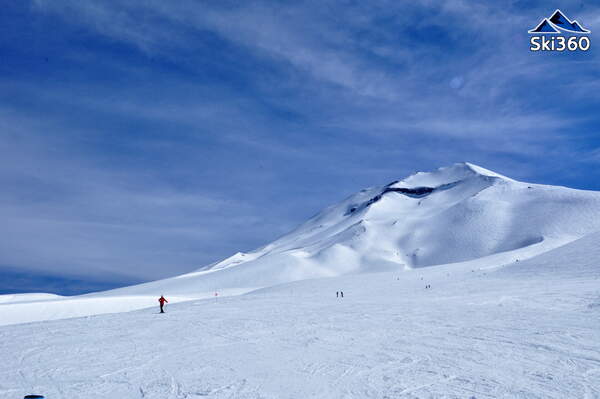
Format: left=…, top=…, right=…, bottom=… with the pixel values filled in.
left=95, top=162, right=600, bottom=297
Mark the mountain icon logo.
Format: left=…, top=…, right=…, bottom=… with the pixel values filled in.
left=529, top=10, right=591, bottom=34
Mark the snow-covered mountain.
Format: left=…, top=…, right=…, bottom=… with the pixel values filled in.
left=103, top=162, right=600, bottom=296
left=4, top=223, right=600, bottom=397
left=3, top=162, right=600, bottom=398
left=4, top=161, right=600, bottom=326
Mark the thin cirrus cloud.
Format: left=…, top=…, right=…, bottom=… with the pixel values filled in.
left=0, top=0, right=599, bottom=294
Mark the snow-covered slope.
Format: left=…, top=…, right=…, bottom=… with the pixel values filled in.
left=497, top=229, right=600, bottom=279
left=3, top=162, right=600, bottom=327
left=101, top=162, right=600, bottom=296
left=3, top=164, right=600, bottom=397
left=0, top=293, right=60, bottom=304
left=2, top=232, right=600, bottom=398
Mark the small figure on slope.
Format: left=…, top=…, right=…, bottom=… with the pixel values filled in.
left=159, top=295, right=168, bottom=313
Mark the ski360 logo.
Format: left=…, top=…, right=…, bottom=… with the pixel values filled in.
left=529, top=10, right=591, bottom=52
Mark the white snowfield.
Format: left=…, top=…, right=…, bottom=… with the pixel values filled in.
left=1, top=163, right=600, bottom=398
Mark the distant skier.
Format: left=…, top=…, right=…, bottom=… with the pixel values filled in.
left=336, top=291, right=339, bottom=298
left=158, top=295, right=168, bottom=313
left=340, top=291, right=344, bottom=298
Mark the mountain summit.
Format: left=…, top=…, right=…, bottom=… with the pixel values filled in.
left=109, top=162, right=600, bottom=296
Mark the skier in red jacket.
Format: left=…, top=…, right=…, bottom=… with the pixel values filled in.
left=158, top=295, right=168, bottom=313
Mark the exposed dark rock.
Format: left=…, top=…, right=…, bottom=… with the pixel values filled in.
left=345, top=180, right=461, bottom=215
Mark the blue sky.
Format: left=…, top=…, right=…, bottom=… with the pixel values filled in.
left=1, top=1, right=599, bottom=294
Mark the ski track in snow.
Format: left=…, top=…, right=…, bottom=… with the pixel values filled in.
left=2, top=257, right=600, bottom=399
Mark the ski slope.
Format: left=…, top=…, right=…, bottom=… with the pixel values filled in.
left=84, top=162, right=600, bottom=298
left=3, top=162, right=600, bottom=327
left=1, top=232, right=600, bottom=398
left=2, top=162, right=600, bottom=398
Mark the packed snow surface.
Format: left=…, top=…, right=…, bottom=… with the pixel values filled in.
left=2, top=163, right=600, bottom=398
left=2, top=232, right=600, bottom=398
